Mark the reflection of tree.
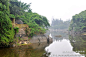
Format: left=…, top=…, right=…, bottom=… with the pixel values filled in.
left=69, top=35, right=86, bottom=56
left=0, top=42, right=51, bottom=57
left=0, top=48, right=19, bottom=57
left=41, top=51, right=51, bottom=57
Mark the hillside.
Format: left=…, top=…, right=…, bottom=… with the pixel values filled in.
left=69, top=10, right=86, bottom=33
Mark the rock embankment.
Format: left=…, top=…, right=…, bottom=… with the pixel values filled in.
left=13, top=27, right=52, bottom=47
left=29, top=34, right=53, bottom=43
left=15, top=28, right=29, bottom=44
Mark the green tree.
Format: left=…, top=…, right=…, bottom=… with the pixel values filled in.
left=69, top=10, right=86, bottom=32
left=20, top=12, right=50, bottom=37
left=0, top=0, right=14, bottom=46
left=9, top=0, right=31, bottom=19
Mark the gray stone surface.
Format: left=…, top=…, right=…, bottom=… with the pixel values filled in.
left=30, top=34, right=53, bottom=43
left=15, top=19, right=23, bottom=24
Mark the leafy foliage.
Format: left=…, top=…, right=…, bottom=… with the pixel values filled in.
left=9, top=14, right=15, bottom=18
left=21, top=12, right=50, bottom=37
left=0, top=0, right=14, bottom=46
left=9, top=0, right=31, bottom=19
left=14, top=27, right=19, bottom=33
left=0, top=0, right=50, bottom=46
left=69, top=10, right=86, bottom=32
left=9, top=0, right=50, bottom=37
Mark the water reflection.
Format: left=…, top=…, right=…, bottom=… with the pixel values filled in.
left=69, top=35, right=86, bottom=57
left=44, top=31, right=85, bottom=57
left=0, top=42, right=50, bottom=57
left=1, top=31, right=86, bottom=57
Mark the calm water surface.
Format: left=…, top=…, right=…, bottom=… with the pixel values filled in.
left=0, top=31, right=86, bottom=57
left=45, top=31, right=86, bottom=57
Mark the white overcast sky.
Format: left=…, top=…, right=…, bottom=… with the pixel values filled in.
left=19, top=0, right=86, bottom=24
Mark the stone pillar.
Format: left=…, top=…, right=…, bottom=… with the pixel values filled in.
left=13, top=18, right=15, bottom=27
left=13, top=18, right=15, bottom=24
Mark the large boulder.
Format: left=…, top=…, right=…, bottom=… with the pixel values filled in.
left=15, top=19, right=23, bottom=24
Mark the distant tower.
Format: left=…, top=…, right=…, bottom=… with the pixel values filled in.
left=60, top=18, right=61, bottom=20
left=51, top=16, right=54, bottom=25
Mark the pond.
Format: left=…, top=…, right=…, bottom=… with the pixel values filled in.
left=0, top=31, right=86, bottom=57
left=45, top=31, right=86, bottom=57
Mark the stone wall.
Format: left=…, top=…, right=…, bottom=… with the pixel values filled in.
left=12, top=24, right=28, bottom=28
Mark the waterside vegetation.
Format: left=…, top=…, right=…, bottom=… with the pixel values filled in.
left=0, top=0, right=50, bottom=46
left=69, top=10, right=86, bottom=33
